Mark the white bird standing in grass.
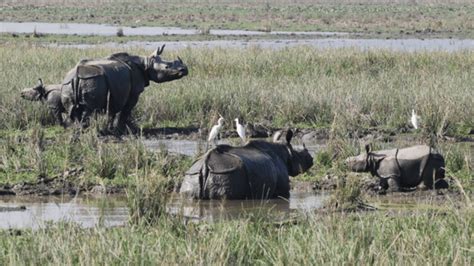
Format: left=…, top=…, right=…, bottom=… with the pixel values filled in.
left=235, top=118, right=246, bottom=144
left=207, top=117, right=225, bottom=149
left=411, top=109, right=419, bottom=129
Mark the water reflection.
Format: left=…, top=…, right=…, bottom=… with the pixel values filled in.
left=0, top=196, right=128, bottom=229
left=0, top=191, right=328, bottom=229
left=167, top=191, right=329, bottom=222
left=142, top=138, right=325, bottom=157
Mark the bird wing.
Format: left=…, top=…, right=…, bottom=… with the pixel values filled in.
left=208, top=125, right=219, bottom=141
left=237, top=125, right=246, bottom=140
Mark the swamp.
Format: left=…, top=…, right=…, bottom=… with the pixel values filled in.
left=0, top=0, right=473, bottom=264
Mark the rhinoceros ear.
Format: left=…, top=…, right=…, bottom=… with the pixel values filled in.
left=151, top=44, right=166, bottom=57
left=37, top=78, right=43, bottom=87
left=285, top=129, right=293, bottom=144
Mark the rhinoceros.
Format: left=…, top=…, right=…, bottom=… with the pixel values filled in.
left=21, top=79, right=66, bottom=127
left=61, top=45, right=188, bottom=131
left=345, top=145, right=448, bottom=192
left=179, top=130, right=314, bottom=199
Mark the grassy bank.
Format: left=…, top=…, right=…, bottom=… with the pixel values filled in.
left=0, top=209, right=471, bottom=264
left=1, top=45, right=472, bottom=134
left=1, top=0, right=474, bottom=38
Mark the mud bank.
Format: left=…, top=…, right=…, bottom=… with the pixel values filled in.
left=0, top=168, right=124, bottom=196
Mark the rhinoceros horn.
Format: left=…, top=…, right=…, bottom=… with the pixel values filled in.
left=177, top=56, right=183, bottom=64
left=151, top=44, right=166, bottom=57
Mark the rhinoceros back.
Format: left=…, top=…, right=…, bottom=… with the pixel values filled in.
left=377, top=145, right=444, bottom=188
left=62, top=59, right=133, bottom=115
left=180, top=147, right=250, bottom=199
left=180, top=144, right=287, bottom=199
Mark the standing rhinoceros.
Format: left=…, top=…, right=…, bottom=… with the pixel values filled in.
left=61, top=45, right=188, bottom=131
left=345, top=144, right=448, bottom=192
left=180, top=130, right=314, bottom=199
left=21, top=79, right=66, bottom=127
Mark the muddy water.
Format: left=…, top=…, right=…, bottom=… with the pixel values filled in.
left=167, top=191, right=329, bottom=222
left=2, top=22, right=473, bottom=51
left=0, top=196, right=128, bottom=229
left=0, top=21, right=349, bottom=36
left=141, top=138, right=325, bottom=157
left=0, top=191, right=329, bottom=229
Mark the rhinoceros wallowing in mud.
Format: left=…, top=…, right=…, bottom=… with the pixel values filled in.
left=180, top=130, right=314, bottom=199
left=21, top=79, right=66, bottom=127
left=61, top=45, right=188, bottom=131
left=345, top=145, right=448, bottom=192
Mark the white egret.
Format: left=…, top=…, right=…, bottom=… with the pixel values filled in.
left=411, top=109, right=419, bottom=129
left=207, top=117, right=225, bottom=149
left=235, top=118, right=246, bottom=144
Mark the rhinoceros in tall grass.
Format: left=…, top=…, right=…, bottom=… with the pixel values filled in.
left=21, top=79, right=66, bottom=127
left=61, top=45, right=188, bottom=131
left=345, top=145, right=448, bottom=192
left=180, top=130, right=314, bottom=199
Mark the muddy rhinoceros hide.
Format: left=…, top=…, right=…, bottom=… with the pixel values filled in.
left=345, top=144, right=447, bottom=191
left=60, top=45, right=188, bottom=131
left=21, top=79, right=66, bottom=127
left=180, top=130, right=313, bottom=199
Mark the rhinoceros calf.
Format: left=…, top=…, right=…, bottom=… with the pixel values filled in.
left=345, top=145, right=447, bottom=192
left=180, top=130, right=314, bottom=199
left=61, top=45, right=188, bottom=131
left=21, top=79, right=66, bottom=127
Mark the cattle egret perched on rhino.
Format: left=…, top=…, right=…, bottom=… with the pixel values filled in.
left=235, top=118, right=246, bottom=144
left=180, top=130, right=314, bottom=199
left=207, top=117, right=225, bottom=148
left=411, top=109, right=419, bottom=129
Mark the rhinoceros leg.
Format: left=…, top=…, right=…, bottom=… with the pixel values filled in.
left=52, top=107, right=66, bottom=128
left=117, top=93, right=140, bottom=133
left=420, top=153, right=445, bottom=189
left=275, top=173, right=290, bottom=199
left=80, top=108, right=93, bottom=129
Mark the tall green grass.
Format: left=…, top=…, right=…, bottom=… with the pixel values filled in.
left=0, top=209, right=471, bottom=264
left=1, top=45, right=473, bottom=134
left=1, top=45, right=472, bottom=184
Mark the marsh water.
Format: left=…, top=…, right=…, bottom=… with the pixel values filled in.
left=141, top=138, right=326, bottom=157
left=0, top=21, right=349, bottom=36
left=0, top=191, right=328, bottom=229
left=2, top=21, right=474, bottom=51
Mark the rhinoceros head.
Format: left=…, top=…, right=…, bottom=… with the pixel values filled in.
left=21, top=79, right=46, bottom=101
left=283, top=130, right=314, bottom=176
left=146, top=45, right=188, bottom=83
left=345, top=145, right=383, bottom=172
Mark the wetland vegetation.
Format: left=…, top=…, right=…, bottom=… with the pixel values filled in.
left=2, top=0, right=474, bottom=38
left=0, top=1, right=473, bottom=264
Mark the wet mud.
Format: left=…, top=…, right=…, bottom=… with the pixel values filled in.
left=0, top=167, right=124, bottom=197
